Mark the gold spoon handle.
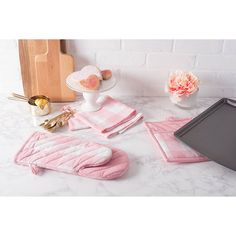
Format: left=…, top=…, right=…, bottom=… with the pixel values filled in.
left=40, top=110, right=74, bottom=131
left=8, top=97, right=27, bottom=102
left=12, top=93, right=28, bottom=101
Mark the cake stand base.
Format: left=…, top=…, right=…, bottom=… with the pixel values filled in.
left=81, top=91, right=101, bottom=112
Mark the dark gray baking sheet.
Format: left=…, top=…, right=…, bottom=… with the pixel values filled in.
left=174, top=98, right=236, bottom=171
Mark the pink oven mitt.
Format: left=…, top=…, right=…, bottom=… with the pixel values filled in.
left=15, top=132, right=129, bottom=180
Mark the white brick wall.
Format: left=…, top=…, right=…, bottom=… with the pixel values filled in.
left=223, top=40, right=236, bottom=54
left=2, top=40, right=236, bottom=97
left=96, top=52, right=146, bottom=67
left=122, top=40, right=173, bottom=52
left=196, top=55, right=236, bottom=70
left=66, top=39, right=236, bottom=97
left=67, top=40, right=121, bottom=52
left=147, top=53, right=196, bottom=69
left=174, top=40, right=223, bottom=54
left=0, top=40, right=23, bottom=96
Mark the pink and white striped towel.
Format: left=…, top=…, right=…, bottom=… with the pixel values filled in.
left=145, top=117, right=209, bottom=163
left=15, top=132, right=129, bottom=180
left=65, top=96, right=143, bottom=138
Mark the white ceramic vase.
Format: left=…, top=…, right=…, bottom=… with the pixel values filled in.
left=169, top=90, right=199, bottom=108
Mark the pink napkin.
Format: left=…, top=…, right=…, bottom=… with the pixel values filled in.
left=15, top=132, right=129, bottom=180
left=65, top=96, right=143, bottom=138
left=145, top=117, right=209, bottom=163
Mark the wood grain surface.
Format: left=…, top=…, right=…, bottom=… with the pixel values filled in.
left=19, top=39, right=76, bottom=102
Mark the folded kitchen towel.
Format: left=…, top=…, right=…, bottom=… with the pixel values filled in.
left=67, top=116, right=91, bottom=131
left=145, top=117, right=209, bottom=163
left=15, top=132, right=129, bottom=180
left=65, top=96, right=143, bottom=138
left=103, top=112, right=143, bottom=138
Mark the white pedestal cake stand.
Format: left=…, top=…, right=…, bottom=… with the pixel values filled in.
left=66, top=71, right=117, bottom=112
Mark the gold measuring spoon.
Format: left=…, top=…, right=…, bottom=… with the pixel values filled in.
left=8, top=93, right=51, bottom=116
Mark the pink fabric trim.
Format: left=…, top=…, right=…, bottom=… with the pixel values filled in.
left=144, top=118, right=209, bottom=163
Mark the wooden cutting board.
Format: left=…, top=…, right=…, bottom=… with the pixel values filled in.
left=19, top=39, right=76, bottom=102
left=19, top=40, right=47, bottom=97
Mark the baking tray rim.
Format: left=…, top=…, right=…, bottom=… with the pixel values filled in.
left=174, top=98, right=236, bottom=138
left=174, top=97, right=236, bottom=169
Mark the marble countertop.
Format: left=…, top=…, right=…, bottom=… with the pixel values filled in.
left=1, top=95, right=236, bottom=196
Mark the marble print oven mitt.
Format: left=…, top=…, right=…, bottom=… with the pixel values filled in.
left=14, top=132, right=129, bottom=180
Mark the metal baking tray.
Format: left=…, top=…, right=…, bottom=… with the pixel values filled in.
left=174, top=98, right=236, bottom=171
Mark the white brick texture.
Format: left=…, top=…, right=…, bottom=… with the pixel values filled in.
left=109, top=69, right=169, bottom=96
left=66, top=40, right=120, bottom=52
left=3, top=39, right=236, bottom=97
left=147, top=53, right=196, bottom=69
left=122, top=40, right=173, bottom=52
left=196, top=55, right=236, bottom=70
left=0, top=40, right=23, bottom=95
left=174, top=40, right=223, bottom=53
left=223, top=40, right=236, bottom=54
left=96, top=52, right=146, bottom=67
left=0, top=40, right=17, bottom=53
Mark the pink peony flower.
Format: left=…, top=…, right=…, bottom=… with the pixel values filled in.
left=166, top=71, right=199, bottom=101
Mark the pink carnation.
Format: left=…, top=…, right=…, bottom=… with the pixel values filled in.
left=166, top=71, right=199, bottom=101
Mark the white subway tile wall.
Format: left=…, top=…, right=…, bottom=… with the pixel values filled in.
left=1, top=40, right=236, bottom=97
left=196, top=55, right=236, bottom=70
left=174, top=40, right=223, bottom=54
left=223, top=40, right=236, bottom=54
left=0, top=40, right=22, bottom=95
left=147, top=53, right=196, bottom=69
left=66, top=40, right=236, bottom=97
left=122, top=40, right=173, bottom=52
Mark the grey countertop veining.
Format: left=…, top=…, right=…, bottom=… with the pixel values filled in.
left=1, top=96, right=235, bottom=196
